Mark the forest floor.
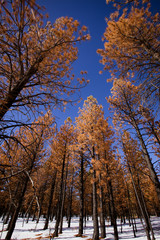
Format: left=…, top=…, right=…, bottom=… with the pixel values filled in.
left=0, top=216, right=160, bottom=240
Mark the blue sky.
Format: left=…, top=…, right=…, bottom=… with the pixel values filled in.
left=39, top=0, right=160, bottom=127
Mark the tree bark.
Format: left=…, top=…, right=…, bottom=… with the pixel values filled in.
left=44, top=170, right=57, bottom=230
left=130, top=171, right=151, bottom=240
left=5, top=176, right=29, bottom=240
left=126, top=184, right=136, bottom=237
left=105, top=150, right=118, bottom=240
left=99, top=174, right=106, bottom=238
left=53, top=148, right=66, bottom=237
left=37, top=180, right=48, bottom=224
left=125, top=94, right=160, bottom=205
left=92, top=146, right=99, bottom=240
left=0, top=57, right=43, bottom=121
left=133, top=120, right=160, bottom=201
left=4, top=181, right=20, bottom=226
left=122, top=139, right=154, bottom=240
left=78, top=151, right=84, bottom=236
left=67, top=185, right=73, bottom=228
left=92, top=169, right=99, bottom=240
left=107, top=179, right=119, bottom=240
left=59, top=162, right=68, bottom=234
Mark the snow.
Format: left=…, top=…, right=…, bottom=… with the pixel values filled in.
left=0, top=216, right=160, bottom=240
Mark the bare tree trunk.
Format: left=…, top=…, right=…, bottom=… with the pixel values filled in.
left=44, top=170, right=57, bottom=230
left=125, top=97, right=160, bottom=205
left=59, top=162, right=68, bottom=234
left=78, top=151, right=84, bottom=236
left=99, top=174, right=106, bottom=238
left=5, top=138, right=42, bottom=239
left=108, top=179, right=119, bottom=240
left=5, top=176, right=29, bottom=240
left=4, top=205, right=14, bottom=226
left=92, top=146, right=99, bottom=240
left=134, top=121, right=160, bottom=204
left=128, top=164, right=151, bottom=240
left=138, top=176, right=155, bottom=240
left=67, top=185, right=73, bottom=228
left=92, top=169, right=99, bottom=240
left=53, top=148, right=66, bottom=237
left=0, top=57, right=43, bottom=121
left=105, top=150, right=118, bottom=240
left=36, top=181, right=48, bottom=224
left=4, top=181, right=20, bottom=225
left=126, top=184, right=136, bottom=237
left=122, top=137, right=155, bottom=240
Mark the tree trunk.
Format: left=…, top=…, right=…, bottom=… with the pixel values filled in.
left=99, top=174, right=106, bottom=238
left=84, top=207, right=87, bottom=227
left=5, top=176, right=29, bottom=240
left=134, top=121, right=160, bottom=204
left=138, top=176, right=155, bottom=240
left=44, top=170, right=57, bottom=230
left=53, top=148, right=66, bottom=237
left=126, top=184, right=136, bottom=237
left=126, top=184, right=137, bottom=237
left=105, top=150, right=118, bottom=240
left=59, top=162, right=68, bottom=234
left=108, top=195, right=114, bottom=226
left=67, top=185, right=73, bottom=228
left=108, top=179, right=119, bottom=240
left=122, top=136, right=155, bottom=240
left=92, top=169, right=99, bottom=240
left=78, top=151, right=84, bottom=236
left=0, top=57, right=43, bottom=121
left=128, top=164, right=152, bottom=240
left=37, top=180, right=48, bottom=224
left=125, top=96, right=160, bottom=205
left=4, top=205, right=14, bottom=226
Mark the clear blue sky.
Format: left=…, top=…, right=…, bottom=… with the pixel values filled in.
left=39, top=0, right=160, bottom=127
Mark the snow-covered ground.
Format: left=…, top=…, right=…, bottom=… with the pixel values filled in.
left=0, top=216, right=160, bottom=240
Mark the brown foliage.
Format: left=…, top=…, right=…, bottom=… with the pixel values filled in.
left=0, top=0, right=90, bottom=141
left=98, top=2, right=160, bottom=105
